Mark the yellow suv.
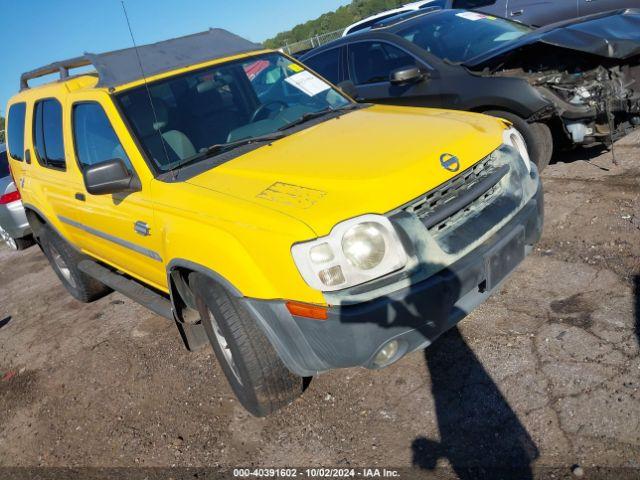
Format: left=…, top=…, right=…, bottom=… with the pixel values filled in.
left=6, top=29, right=542, bottom=416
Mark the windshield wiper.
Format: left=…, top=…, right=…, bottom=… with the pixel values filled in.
left=277, top=104, right=359, bottom=132
left=171, top=132, right=286, bottom=171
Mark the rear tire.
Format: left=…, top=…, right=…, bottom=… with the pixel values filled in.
left=40, top=225, right=112, bottom=303
left=14, top=236, right=36, bottom=251
left=191, top=273, right=304, bottom=417
left=484, top=110, right=553, bottom=172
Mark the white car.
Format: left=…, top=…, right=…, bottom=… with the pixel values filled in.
left=342, top=0, right=443, bottom=36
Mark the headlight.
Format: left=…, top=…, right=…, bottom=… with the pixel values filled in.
left=342, top=222, right=386, bottom=270
left=291, top=214, right=408, bottom=292
left=502, top=127, right=531, bottom=173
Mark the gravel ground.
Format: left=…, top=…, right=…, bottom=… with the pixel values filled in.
left=0, top=132, right=639, bottom=479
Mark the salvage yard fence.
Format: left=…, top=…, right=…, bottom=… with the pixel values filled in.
left=280, top=29, right=343, bottom=55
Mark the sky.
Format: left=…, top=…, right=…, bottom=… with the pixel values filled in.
left=0, top=0, right=351, bottom=115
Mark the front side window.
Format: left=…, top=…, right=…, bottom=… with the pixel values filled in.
left=7, top=103, right=27, bottom=162
left=348, top=42, right=417, bottom=85
left=33, top=99, right=65, bottom=169
left=73, top=102, right=131, bottom=170
left=117, top=52, right=351, bottom=172
left=304, top=48, right=343, bottom=85
left=397, top=10, right=531, bottom=63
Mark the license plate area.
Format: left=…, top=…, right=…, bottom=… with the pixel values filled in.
left=485, top=226, right=525, bottom=290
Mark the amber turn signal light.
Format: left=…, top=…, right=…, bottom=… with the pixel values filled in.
left=285, top=301, right=328, bottom=320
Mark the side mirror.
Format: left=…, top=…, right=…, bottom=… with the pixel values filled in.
left=390, top=66, right=424, bottom=86
left=337, top=80, right=359, bottom=100
left=83, top=158, right=138, bottom=195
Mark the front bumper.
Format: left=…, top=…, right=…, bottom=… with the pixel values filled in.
left=0, top=200, right=31, bottom=240
left=243, top=183, right=544, bottom=377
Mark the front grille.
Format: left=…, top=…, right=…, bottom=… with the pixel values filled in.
left=404, top=153, right=506, bottom=233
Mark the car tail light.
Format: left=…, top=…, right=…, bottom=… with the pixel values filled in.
left=0, top=190, right=21, bottom=205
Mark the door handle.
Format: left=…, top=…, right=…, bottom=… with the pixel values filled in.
left=134, top=221, right=150, bottom=236
left=510, top=9, right=524, bottom=16
left=25, top=149, right=31, bottom=164
left=75, top=192, right=86, bottom=202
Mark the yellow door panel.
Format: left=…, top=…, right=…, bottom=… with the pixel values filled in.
left=62, top=92, right=167, bottom=289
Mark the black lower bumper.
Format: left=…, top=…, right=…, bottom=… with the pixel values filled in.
left=243, top=185, right=544, bottom=377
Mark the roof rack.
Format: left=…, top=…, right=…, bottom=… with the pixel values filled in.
left=20, top=56, right=93, bottom=90
left=19, top=28, right=262, bottom=91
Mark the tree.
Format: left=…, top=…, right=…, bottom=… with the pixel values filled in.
left=263, top=0, right=406, bottom=48
left=0, top=116, right=5, bottom=144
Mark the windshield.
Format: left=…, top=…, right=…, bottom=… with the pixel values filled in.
left=117, top=52, right=351, bottom=171
left=396, top=10, right=532, bottom=63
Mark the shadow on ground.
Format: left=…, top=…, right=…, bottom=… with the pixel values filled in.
left=0, top=316, right=11, bottom=330
left=411, top=328, right=539, bottom=479
left=550, top=144, right=611, bottom=167
left=339, top=267, right=539, bottom=479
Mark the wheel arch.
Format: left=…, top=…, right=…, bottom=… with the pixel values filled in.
left=471, top=104, right=528, bottom=120
left=166, top=259, right=244, bottom=352
left=23, top=203, right=53, bottom=241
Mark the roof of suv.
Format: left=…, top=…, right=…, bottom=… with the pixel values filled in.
left=20, top=29, right=262, bottom=92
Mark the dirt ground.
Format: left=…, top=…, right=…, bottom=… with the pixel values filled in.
left=0, top=132, right=639, bottom=478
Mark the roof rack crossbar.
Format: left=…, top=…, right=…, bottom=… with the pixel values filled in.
left=20, top=56, right=93, bottom=90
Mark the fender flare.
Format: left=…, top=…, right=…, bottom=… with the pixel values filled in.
left=166, top=259, right=242, bottom=300
left=22, top=203, right=58, bottom=239
left=165, top=259, right=245, bottom=352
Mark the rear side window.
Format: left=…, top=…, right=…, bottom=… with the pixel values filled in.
left=0, top=150, right=10, bottom=177
left=33, top=99, right=65, bottom=169
left=73, top=102, right=131, bottom=170
left=349, top=42, right=417, bottom=85
left=7, top=103, right=27, bottom=161
left=304, top=48, right=343, bottom=84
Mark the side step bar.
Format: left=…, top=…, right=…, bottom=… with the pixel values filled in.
left=78, top=259, right=209, bottom=351
left=78, top=259, right=173, bottom=320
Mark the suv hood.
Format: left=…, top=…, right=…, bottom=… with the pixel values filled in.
left=185, top=105, right=504, bottom=236
left=466, top=9, right=640, bottom=69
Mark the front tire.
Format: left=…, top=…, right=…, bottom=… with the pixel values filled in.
left=191, top=273, right=304, bottom=417
left=40, top=225, right=111, bottom=303
left=484, top=110, right=553, bottom=172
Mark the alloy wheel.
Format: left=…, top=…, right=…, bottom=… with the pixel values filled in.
left=0, top=227, right=17, bottom=250
left=208, top=308, right=243, bottom=385
left=49, top=245, right=77, bottom=289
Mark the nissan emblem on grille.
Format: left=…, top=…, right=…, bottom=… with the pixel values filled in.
left=440, top=153, right=460, bottom=172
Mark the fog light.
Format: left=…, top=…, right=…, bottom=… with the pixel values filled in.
left=374, top=340, right=399, bottom=367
